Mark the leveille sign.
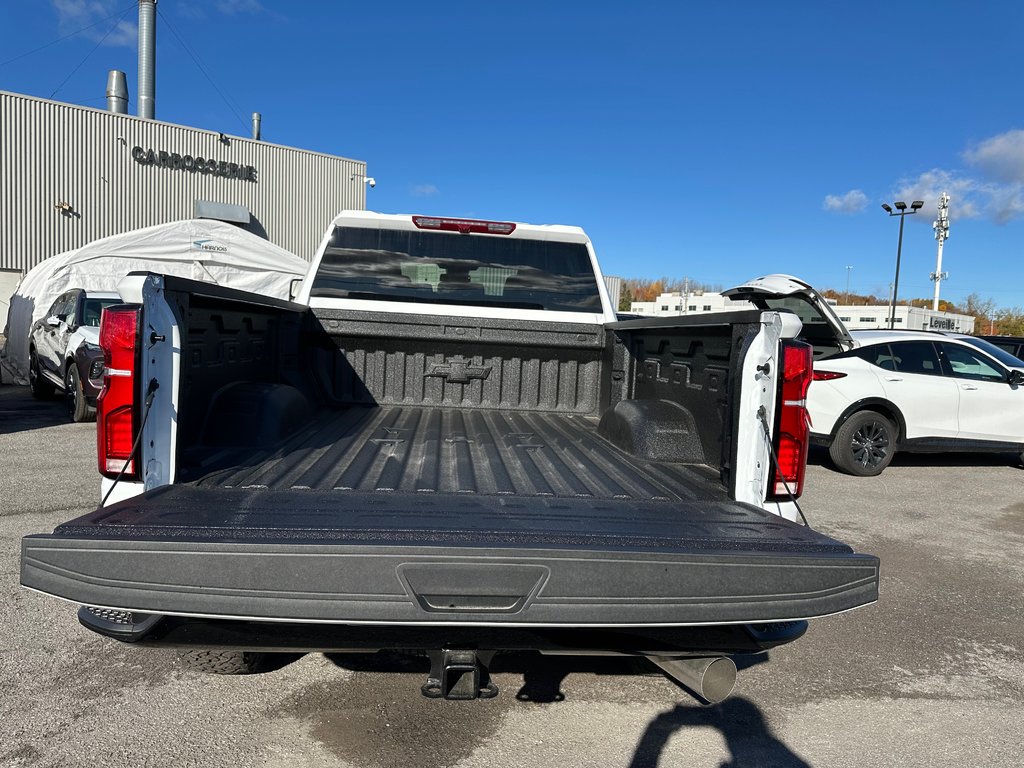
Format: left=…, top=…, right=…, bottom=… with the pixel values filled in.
left=131, top=146, right=257, bottom=182
left=928, top=316, right=958, bottom=331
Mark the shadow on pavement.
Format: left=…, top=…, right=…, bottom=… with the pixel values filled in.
left=325, top=650, right=655, bottom=703
left=324, top=652, right=805, bottom=765
left=629, top=697, right=811, bottom=768
left=808, top=444, right=1022, bottom=471
left=323, top=651, right=775, bottom=706
left=0, top=385, right=70, bottom=435
left=505, top=653, right=653, bottom=703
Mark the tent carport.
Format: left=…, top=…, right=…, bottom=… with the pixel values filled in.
left=2, top=219, right=309, bottom=384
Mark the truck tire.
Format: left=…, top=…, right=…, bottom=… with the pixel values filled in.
left=65, top=365, right=96, bottom=423
left=177, top=649, right=268, bottom=675
left=829, top=411, right=896, bottom=477
left=29, top=350, right=55, bottom=398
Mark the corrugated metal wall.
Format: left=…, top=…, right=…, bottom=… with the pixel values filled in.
left=0, top=91, right=366, bottom=273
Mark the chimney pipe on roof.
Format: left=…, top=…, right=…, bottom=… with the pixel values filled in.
left=106, top=70, right=129, bottom=114
left=251, top=112, right=261, bottom=141
left=137, top=0, right=157, bottom=119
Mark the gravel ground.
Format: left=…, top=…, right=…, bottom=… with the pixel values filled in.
left=1, top=383, right=1022, bottom=768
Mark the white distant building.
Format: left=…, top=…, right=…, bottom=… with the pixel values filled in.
left=831, top=304, right=975, bottom=333
left=631, top=291, right=975, bottom=333
left=630, top=290, right=748, bottom=316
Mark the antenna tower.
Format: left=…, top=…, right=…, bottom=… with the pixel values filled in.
left=930, top=193, right=950, bottom=311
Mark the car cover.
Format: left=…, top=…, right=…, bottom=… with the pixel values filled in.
left=2, top=219, right=309, bottom=384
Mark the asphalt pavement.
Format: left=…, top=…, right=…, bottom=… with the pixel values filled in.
left=1, top=383, right=1022, bottom=768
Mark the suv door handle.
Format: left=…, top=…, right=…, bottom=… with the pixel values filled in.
left=884, top=376, right=903, bottom=381
left=960, top=384, right=979, bottom=391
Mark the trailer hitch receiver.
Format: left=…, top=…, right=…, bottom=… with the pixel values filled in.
left=421, top=649, right=498, bottom=700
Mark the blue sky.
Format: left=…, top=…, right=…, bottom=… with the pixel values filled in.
left=2, top=1, right=1023, bottom=307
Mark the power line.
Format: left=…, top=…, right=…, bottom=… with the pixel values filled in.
left=0, top=3, right=136, bottom=69
left=157, top=7, right=249, bottom=133
left=50, top=6, right=135, bottom=98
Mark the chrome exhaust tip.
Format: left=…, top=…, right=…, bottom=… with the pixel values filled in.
left=650, top=656, right=737, bottom=704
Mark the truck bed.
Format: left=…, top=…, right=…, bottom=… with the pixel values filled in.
left=22, top=405, right=878, bottom=628
left=184, top=405, right=728, bottom=501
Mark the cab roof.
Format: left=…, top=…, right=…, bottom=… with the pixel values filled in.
left=328, top=210, right=590, bottom=242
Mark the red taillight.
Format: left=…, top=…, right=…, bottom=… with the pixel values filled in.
left=771, top=340, right=813, bottom=500
left=97, top=305, right=141, bottom=479
left=412, top=215, right=516, bottom=235
left=812, top=370, right=848, bottom=381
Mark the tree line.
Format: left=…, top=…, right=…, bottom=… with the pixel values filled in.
left=616, top=277, right=1024, bottom=336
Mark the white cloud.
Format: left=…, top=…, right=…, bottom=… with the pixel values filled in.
left=104, top=19, right=137, bottom=47
left=823, top=189, right=868, bottom=214
left=985, top=184, right=1024, bottom=225
left=52, top=0, right=267, bottom=47
left=833, top=129, right=1024, bottom=227
left=889, top=169, right=983, bottom=222
left=52, top=0, right=137, bottom=48
left=963, top=129, right=1024, bottom=183
left=411, top=184, right=439, bottom=197
left=889, top=165, right=1024, bottom=225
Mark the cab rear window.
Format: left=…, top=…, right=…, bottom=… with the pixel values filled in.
left=310, top=226, right=603, bottom=312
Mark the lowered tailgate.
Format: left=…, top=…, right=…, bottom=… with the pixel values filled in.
left=21, top=486, right=878, bottom=626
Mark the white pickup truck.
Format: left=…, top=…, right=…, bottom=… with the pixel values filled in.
left=22, top=212, right=877, bottom=702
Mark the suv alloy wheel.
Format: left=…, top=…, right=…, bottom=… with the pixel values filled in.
left=830, top=411, right=896, bottom=476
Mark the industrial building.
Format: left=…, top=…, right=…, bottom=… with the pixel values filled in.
left=0, top=0, right=370, bottom=323
left=0, top=89, right=367, bottom=318
left=631, top=290, right=975, bottom=333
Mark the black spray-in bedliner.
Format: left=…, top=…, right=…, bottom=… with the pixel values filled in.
left=181, top=406, right=728, bottom=502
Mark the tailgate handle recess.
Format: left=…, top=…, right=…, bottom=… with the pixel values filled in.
left=399, top=563, right=549, bottom=614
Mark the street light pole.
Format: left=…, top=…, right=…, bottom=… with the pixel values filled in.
left=881, top=200, right=924, bottom=329
left=844, top=265, right=853, bottom=304
left=892, top=212, right=906, bottom=328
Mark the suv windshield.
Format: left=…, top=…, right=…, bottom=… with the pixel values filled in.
left=309, top=226, right=603, bottom=312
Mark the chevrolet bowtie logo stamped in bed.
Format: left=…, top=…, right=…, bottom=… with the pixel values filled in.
left=425, top=358, right=492, bottom=384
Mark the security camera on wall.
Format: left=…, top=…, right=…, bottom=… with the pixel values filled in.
left=366, top=177, right=376, bottom=188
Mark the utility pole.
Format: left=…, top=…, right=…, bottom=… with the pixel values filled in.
left=683, top=277, right=690, bottom=315
left=931, top=192, right=950, bottom=311
left=844, top=265, right=853, bottom=304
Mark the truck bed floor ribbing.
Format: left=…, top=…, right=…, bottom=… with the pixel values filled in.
left=184, top=406, right=727, bottom=502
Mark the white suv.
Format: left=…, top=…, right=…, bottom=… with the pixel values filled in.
left=809, top=332, right=1024, bottom=475
left=722, top=276, right=1024, bottom=476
